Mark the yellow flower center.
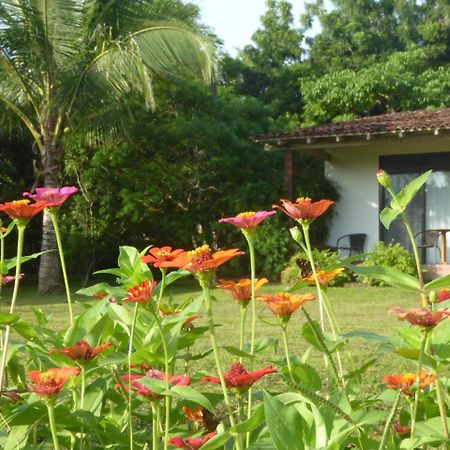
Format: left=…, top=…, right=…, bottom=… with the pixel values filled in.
left=403, top=373, right=416, bottom=383
left=276, top=292, right=291, bottom=300
left=188, top=245, right=213, bottom=262
left=237, top=211, right=256, bottom=218
left=157, top=250, right=171, bottom=257
left=296, top=197, right=311, bottom=203
left=12, top=200, right=30, bottom=206
left=39, top=371, right=54, bottom=383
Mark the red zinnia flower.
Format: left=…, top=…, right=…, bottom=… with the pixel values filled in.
left=0, top=200, right=47, bottom=221
left=160, top=245, right=244, bottom=273
left=49, top=340, right=112, bottom=362
left=384, top=371, right=436, bottom=396
left=23, top=186, right=78, bottom=208
left=437, top=288, right=450, bottom=303
left=218, top=210, right=276, bottom=229
left=121, top=369, right=190, bottom=401
left=1, top=273, right=24, bottom=286
left=273, top=197, right=334, bottom=223
left=28, top=366, right=80, bottom=397
left=258, top=292, right=315, bottom=318
left=123, top=280, right=157, bottom=303
left=389, top=307, right=450, bottom=329
left=394, top=424, right=411, bottom=435
left=201, top=363, right=276, bottom=392
left=168, top=432, right=216, bottom=450
left=93, top=292, right=117, bottom=303
left=218, top=278, right=268, bottom=305
left=141, top=246, right=185, bottom=268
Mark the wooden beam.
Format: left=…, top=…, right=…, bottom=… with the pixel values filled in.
left=284, top=148, right=295, bottom=200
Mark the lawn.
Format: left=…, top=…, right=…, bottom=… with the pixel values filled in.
left=5, top=281, right=417, bottom=395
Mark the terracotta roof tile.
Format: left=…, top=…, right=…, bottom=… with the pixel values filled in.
left=252, top=108, right=450, bottom=142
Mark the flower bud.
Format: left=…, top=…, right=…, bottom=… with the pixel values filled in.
left=376, top=170, right=391, bottom=188
left=429, top=290, right=437, bottom=305
left=289, top=226, right=303, bottom=245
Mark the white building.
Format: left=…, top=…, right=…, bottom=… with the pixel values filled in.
left=253, top=108, right=450, bottom=264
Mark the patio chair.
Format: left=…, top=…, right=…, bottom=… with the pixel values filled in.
left=414, top=230, right=441, bottom=264
left=336, top=233, right=367, bottom=256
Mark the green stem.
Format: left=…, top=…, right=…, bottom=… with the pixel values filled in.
left=200, top=281, right=241, bottom=449
left=378, top=390, right=402, bottom=450
left=301, top=224, right=326, bottom=332
left=435, top=377, right=449, bottom=438
left=79, top=365, right=86, bottom=450
left=128, top=303, right=139, bottom=450
left=0, top=225, right=5, bottom=302
left=239, top=305, right=248, bottom=363
left=49, top=211, right=74, bottom=324
left=152, top=313, right=171, bottom=450
left=0, top=224, right=25, bottom=391
left=157, top=268, right=167, bottom=311
left=244, top=233, right=256, bottom=448
left=410, top=332, right=428, bottom=438
left=280, top=322, right=293, bottom=379
left=151, top=403, right=160, bottom=450
left=47, top=400, right=61, bottom=450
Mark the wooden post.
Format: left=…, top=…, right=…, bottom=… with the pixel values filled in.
left=284, top=148, right=295, bottom=200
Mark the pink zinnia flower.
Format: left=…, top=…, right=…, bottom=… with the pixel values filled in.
left=273, top=197, right=334, bottom=223
left=23, top=186, right=78, bottom=208
left=168, top=432, right=216, bottom=450
left=218, top=210, right=276, bottom=229
left=1, top=273, right=24, bottom=286
left=120, top=369, right=190, bottom=401
left=389, top=307, right=450, bottom=329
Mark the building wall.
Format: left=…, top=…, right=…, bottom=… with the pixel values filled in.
left=324, top=135, right=450, bottom=251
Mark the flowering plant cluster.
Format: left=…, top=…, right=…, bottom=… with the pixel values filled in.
left=0, top=175, right=449, bottom=449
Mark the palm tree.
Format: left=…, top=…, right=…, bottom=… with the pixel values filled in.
left=0, top=0, right=216, bottom=292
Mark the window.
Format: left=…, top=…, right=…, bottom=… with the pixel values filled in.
left=379, top=153, right=450, bottom=263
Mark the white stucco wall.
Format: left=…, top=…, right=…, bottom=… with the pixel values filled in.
left=324, top=135, right=450, bottom=251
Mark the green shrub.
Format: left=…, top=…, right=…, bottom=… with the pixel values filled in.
left=360, top=241, right=416, bottom=286
left=281, top=248, right=350, bottom=287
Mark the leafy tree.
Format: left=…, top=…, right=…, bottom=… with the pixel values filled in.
left=0, top=0, right=216, bottom=292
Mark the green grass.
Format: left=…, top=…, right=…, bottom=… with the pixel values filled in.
left=3, top=282, right=418, bottom=394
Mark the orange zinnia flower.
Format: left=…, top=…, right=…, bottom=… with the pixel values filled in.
left=141, top=246, right=185, bottom=268
left=302, top=268, right=345, bottom=285
left=258, top=292, right=315, bottom=317
left=273, top=197, right=334, bottom=223
left=217, top=278, right=268, bottom=305
left=384, top=371, right=436, bottom=396
left=123, top=280, right=157, bottom=303
left=202, top=363, right=276, bottom=392
left=49, top=340, right=112, bottom=362
left=159, top=307, right=202, bottom=329
left=389, top=307, right=450, bottom=329
left=218, top=210, right=276, bottom=229
left=0, top=200, right=47, bottom=221
left=160, top=245, right=244, bottom=273
left=28, top=366, right=80, bottom=397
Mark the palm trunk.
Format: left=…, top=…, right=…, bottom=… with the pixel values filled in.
left=38, top=141, right=63, bottom=293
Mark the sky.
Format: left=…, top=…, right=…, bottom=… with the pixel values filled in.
left=192, top=0, right=317, bottom=55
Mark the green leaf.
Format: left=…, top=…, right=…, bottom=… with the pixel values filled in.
left=380, top=207, right=400, bottom=230
left=263, top=391, right=304, bottom=450
left=395, top=170, right=432, bottom=209
left=231, top=404, right=265, bottom=433
left=4, top=249, right=55, bottom=271
left=425, top=274, right=450, bottom=290
left=343, top=331, right=391, bottom=343
left=346, top=264, right=420, bottom=291
left=12, top=320, right=38, bottom=341
left=199, top=431, right=231, bottom=450
left=222, top=345, right=253, bottom=359
left=289, top=363, right=322, bottom=391
left=0, top=312, right=20, bottom=325
left=4, top=425, right=29, bottom=450
left=168, top=386, right=214, bottom=411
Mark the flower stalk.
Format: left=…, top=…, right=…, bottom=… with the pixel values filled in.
left=378, top=390, right=402, bottom=450
left=0, top=224, right=25, bottom=391
left=157, top=268, right=167, bottom=311
left=127, top=302, right=139, bottom=450
left=239, top=304, right=248, bottom=363
left=199, top=278, right=241, bottom=450
left=49, top=209, right=74, bottom=324
left=47, top=400, right=61, bottom=450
